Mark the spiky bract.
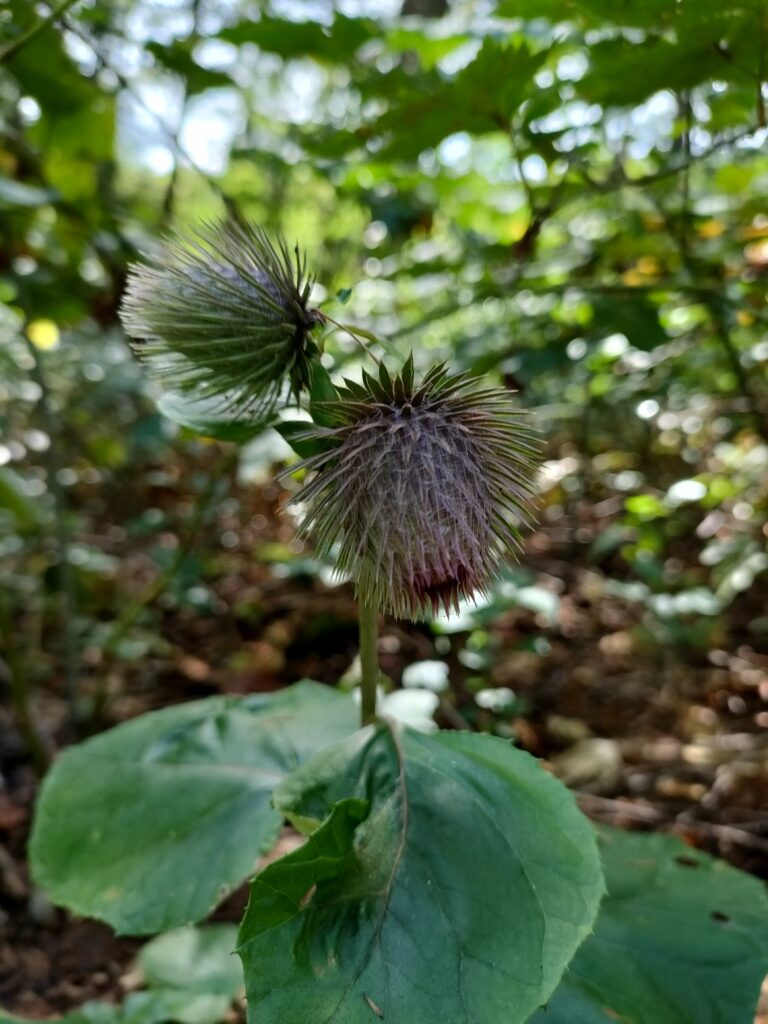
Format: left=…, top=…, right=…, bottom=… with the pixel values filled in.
left=119, top=218, right=322, bottom=415
left=292, top=357, right=539, bottom=620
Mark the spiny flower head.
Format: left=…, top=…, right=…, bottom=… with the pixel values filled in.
left=119, top=217, right=322, bottom=416
left=292, top=356, right=539, bottom=620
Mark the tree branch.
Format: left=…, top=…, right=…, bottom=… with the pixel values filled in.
left=0, top=0, right=80, bottom=64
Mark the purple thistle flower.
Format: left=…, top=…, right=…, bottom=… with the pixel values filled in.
left=119, top=217, right=322, bottom=416
left=291, top=356, right=540, bottom=620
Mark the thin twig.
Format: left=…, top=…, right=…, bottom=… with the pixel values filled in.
left=160, top=0, right=203, bottom=223
left=644, top=192, right=767, bottom=440
left=571, top=125, right=762, bottom=199
left=0, top=0, right=80, bottom=64
left=678, top=90, right=692, bottom=264
left=318, top=314, right=384, bottom=366
left=396, top=274, right=768, bottom=346
left=58, top=10, right=239, bottom=216
left=758, top=6, right=767, bottom=128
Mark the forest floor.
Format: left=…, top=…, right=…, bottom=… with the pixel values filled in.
left=2, top=467, right=767, bottom=1020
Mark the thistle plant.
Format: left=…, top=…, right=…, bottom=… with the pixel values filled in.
left=293, top=357, right=539, bottom=619
left=29, top=165, right=768, bottom=1024
left=287, top=356, right=539, bottom=721
left=119, top=217, right=322, bottom=416
left=120, top=213, right=540, bottom=723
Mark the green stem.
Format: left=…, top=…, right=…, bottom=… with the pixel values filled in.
left=358, top=598, right=379, bottom=727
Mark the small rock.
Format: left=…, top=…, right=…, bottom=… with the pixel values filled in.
left=551, top=738, right=623, bottom=793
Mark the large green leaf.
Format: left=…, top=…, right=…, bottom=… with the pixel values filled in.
left=30, top=682, right=358, bottom=935
left=26, top=96, right=116, bottom=206
left=371, top=39, right=549, bottom=160
left=533, top=827, right=768, bottom=1023
left=157, top=391, right=274, bottom=443
left=576, top=36, right=737, bottom=108
left=237, top=725, right=604, bottom=1024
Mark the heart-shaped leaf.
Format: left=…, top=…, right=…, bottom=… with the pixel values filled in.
left=533, top=826, right=768, bottom=1024
left=30, top=682, right=358, bottom=934
left=237, top=725, right=604, bottom=1023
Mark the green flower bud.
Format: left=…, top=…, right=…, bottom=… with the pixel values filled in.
left=291, top=356, right=540, bottom=620
left=119, top=218, right=322, bottom=415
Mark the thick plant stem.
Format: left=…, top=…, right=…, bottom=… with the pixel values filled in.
left=358, top=598, right=379, bottom=726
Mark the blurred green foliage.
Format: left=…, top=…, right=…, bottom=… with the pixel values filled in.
left=1, top=0, right=767, bottom=723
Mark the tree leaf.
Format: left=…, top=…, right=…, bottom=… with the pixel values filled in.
left=370, top=39, right=548, bottom=160
left=590, top=296, right=668, bottom=352
left=30, top=682, right=359, bottom=934
left=219, top=14, right=375, bottom=64
left=576, top=36, right=729, bottom=108
left=147, top=41, right=233, bottom=95
left=237, top=725, right=604, bottom=1024
left=532, top=826, right=768, bottom=1024
left=385, top=28, right=471, bottom=70
left=157, top=391, right=274, bottom=443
